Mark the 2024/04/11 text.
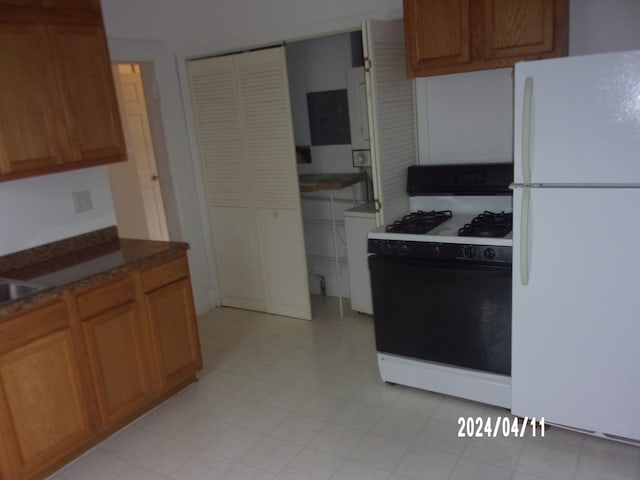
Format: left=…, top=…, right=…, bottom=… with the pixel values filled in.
left=457, top=416, right=545, bottom=438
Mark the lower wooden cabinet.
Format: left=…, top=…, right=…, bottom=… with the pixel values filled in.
left=141, top=255, right=202, bottom=392
left=0, top=302, right=93, bottom=480
left=77, top=277, right=153, bottom=428
left=0, top=252, right=202, bottom=480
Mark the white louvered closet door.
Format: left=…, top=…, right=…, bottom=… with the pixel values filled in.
left=188, top=47, right=311, bottom=320
left=363, top=20, right=417, bottom=226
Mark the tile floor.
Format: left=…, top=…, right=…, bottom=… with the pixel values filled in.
left=49, top=297, right=640, bottom=480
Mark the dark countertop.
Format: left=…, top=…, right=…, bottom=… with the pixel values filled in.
left=298, top=172, right=367, bottom=192
left=0, top=226, right=189, bottom=318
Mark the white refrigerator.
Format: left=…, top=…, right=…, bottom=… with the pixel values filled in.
left=511, top=50, right=640, bottom=441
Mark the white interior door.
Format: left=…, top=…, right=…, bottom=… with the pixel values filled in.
left=109, top=64, right=169, bottom=241
left=188, top=47, right=311, bottom=320
left=512, top=186, right=640, bottom=440
left=363, top=20, right=417, bottom=226
left=115, top=65, right=169, bottom=241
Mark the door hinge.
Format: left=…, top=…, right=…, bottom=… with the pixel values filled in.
left=364, top=57, right=372, bottom=73
left=374, top=199, right=382, bottom=211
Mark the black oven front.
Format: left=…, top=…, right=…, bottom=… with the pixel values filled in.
left=368, top=240, right=512, bottom=376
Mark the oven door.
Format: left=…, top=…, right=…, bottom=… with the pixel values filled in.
left=369, top=255, right=511, bottom=375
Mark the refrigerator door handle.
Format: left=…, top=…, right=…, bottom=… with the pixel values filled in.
left=522, top=77, right=533, bottom=184
left=520, top=187, right=531, bottom=286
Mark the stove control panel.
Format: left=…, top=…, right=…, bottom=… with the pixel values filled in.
left=368, top=239, right=511, bottom=264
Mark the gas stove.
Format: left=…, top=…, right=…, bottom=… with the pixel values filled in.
left=367, top=163, right=514, bottom=408
left=369, top=195, right=513, bottom=248
left=369, top=164, right=514, bottom=248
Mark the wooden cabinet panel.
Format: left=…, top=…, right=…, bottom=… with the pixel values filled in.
left=0, top=1, right=126, bottom=182
left=0, top=24, right=70, bottom=174
left=41, top=0, right=99, bottom=8
left=144, top=277, right=202, bottom=391
left=0, top=303, right=92, bottom=480
left=0, top=0, right=98, bottom=7
left=403, top=0, right=568, bottom=77
left=81, top=300, right=152, bottom=427
left=139, top=254, right=189, bottom=293
left=484, top=0, right=555, bottom=58
left=404, top=0, right=470, bottom=74
left=53, top=24, right=126, bottom=166
left=76, top=276, right=134, bottom=319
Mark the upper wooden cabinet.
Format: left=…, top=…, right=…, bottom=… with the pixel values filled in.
left=403, top=0, right=569, bottom=77
left=0, top=1, right=126, bottom=181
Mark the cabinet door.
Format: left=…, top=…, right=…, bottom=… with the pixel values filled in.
left=484, top=0, right=558, bottom=59
left=404, top=0, right=471, bottom=76
left=0, top=23, right=71, bottom=175
left=0, top=304, right=92, bottom=479
left=82, top=301, right=153, bottom=427
left=52, top=24, right=126, bottom=166
left=144, top=278, right=202, bottom=391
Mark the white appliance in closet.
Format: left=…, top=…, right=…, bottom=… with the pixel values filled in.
left=344, top=203, right=376, bottom=314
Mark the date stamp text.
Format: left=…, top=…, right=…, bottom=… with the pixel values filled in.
left=457, top=416, right=545, bottom=438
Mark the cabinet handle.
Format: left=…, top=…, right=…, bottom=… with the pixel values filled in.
left=151, top=174, right=159, bottom=181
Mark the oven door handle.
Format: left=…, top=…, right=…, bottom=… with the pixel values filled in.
left=520, top=187, right=531, bottom=286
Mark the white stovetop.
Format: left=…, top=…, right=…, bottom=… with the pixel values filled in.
left=369, top=195, right=513, bottom=246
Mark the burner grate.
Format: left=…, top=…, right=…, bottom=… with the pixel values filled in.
left=386, top=210, right=452, bottom=234
left=458, top=211, right=513, bottom=237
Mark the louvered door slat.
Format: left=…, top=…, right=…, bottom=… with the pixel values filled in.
left=237, top=50, right=298, bottom=210
left=188, top=60, right=248, bottom=208
left=364, top=21, right=417, bottom=225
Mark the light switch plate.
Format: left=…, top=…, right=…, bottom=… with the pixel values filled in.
left=72, top=190, right=93, bottom=213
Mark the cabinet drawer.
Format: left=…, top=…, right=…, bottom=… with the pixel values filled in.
left=140, top=255, right=188, bottom=293
left=76, top=276, right=135, bottom=319
left=0, top=301, right=68, bottom=356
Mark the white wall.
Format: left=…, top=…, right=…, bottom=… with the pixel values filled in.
left=167, top=0, right=401, bottom=57
left=0, top=167, right=116, bottom=255
left=106, top=38, right=214, bottom=314
left=570, top=0, right=640, bottom=55
left=417, top=68, right=514, bottom=165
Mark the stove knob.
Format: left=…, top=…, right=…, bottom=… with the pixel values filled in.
left=382, top=241, right=395, bottom=255
left=483, top=248, right=496, bottom=260
left=464, top=246, right=476, bottom=258
left=397, top=242, right=412, bottom=256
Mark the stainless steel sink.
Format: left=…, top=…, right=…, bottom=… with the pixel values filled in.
left=0, top=278, right=46, bottom=303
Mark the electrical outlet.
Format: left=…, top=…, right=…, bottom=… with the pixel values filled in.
left=72, top=190, right=93, bottom=213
